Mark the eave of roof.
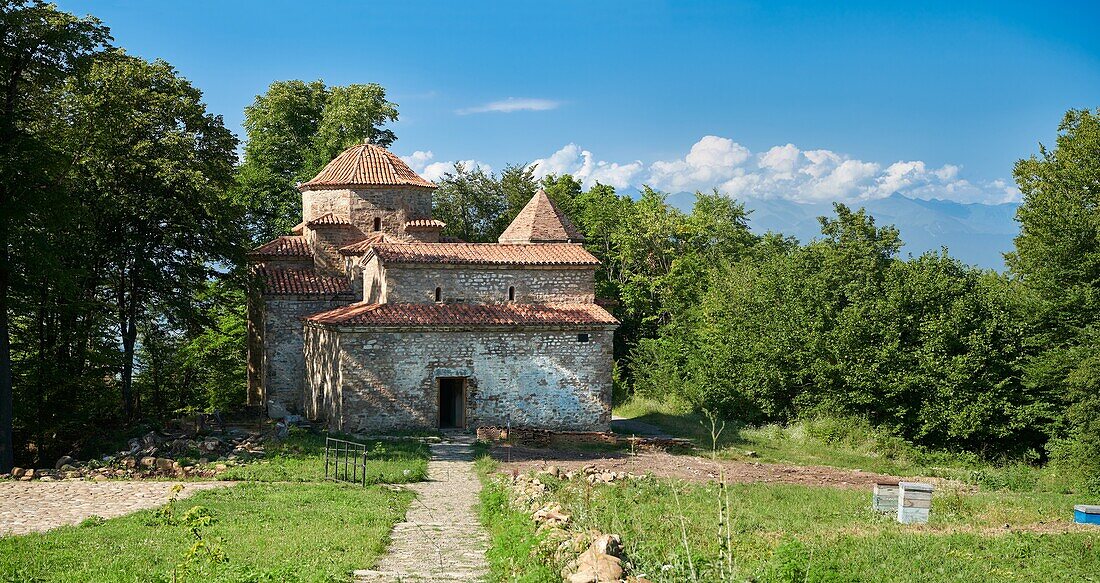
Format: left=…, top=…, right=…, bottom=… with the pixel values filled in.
left=305, top=302, right=619, bottom=328
left=363, top=243, right=599, bottom=266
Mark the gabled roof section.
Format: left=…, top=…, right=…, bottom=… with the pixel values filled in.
left=248, top=235, right=311, bottom=258
left=305, top=302, right=618, bottom=328
left=306, top=212, right=353, bottom=227
left=365, top=243, right=599, bottom=266
left=338, top=232, right=401, bottom=256
left=255, top=267, right=354, bottom=297
left=498, top=189, right=584, bottom=244
left=299, top=143, right=435, bottom=191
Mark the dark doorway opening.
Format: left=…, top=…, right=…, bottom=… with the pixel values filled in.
left=438, top=377, right=465, bottom=428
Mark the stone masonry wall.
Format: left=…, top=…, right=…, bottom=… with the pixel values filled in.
left=306, top=225, right=367, bottom=276
left=309, top=327, right=614, bottom=433
left=263, top=297, right=353, bottom=416
left=384, top=266, right=595, bottom=304
left=303, top=325, right=341, bottom=421
left=301, top=187, right=433, bottom=236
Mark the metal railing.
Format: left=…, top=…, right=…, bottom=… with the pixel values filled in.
left=323, top=436, right=371, bottom=486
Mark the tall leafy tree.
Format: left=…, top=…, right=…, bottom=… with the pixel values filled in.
left=433, top=163, right=509, bottom=242
left=1010, top=109, right=1100, bottom=488
left=0, top=0, right=110, bottom=472
left=62, top=51, right=240, bottom=420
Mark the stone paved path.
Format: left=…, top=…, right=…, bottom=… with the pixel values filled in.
left=355, top=435, right=488, bottom=582
left=0, top=481, right=230, bottom=536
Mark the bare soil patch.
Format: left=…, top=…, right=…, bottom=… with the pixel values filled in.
left=490, top=444, right=903, bottom=489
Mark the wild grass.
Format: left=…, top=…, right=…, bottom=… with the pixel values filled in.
left=474, top=455, right=560, bottom=583
left=615, top=397, right=1078, bottom=493
left=0, top=482, right=413, bottom=582
left=533, top=475, right=1100, bottom=582
left=218, top=429, right=429, bottom=484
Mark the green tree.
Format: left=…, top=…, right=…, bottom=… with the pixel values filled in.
left=1010, top=109, right=1100, bottom=488
left=433, top=163, right=509, bottom=242
left=0, top=0, right=110, bottom=472
left=234, top=80, right=398, bottom=243
left=62, top=51, right=240, bottom=420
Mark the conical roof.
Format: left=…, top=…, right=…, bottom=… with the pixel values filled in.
left=498, top=189, right=584, bottom=244
left=299, top=143, right=435, bottom=191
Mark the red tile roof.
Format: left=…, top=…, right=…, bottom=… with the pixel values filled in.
left=367, top=243, right=599, bottom=266
left=404, top=218, right=447, bottom=230
left=306, top=302, right=618, bottom=327
left=306, top=212, right=353, bottom=227
left=256, top=267, right=354, bottom=297
left=498, top=189, right=584, bottom=243
left=248, top=236, right=311, bottom=258
left=338, top=232, right=401, bottom=256
left=300, top=144, right=435, bottom=190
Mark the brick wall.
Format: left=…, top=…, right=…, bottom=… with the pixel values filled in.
left=305, top=326, right=614, bottom=433
left=383, top=265, right=595, bottom=304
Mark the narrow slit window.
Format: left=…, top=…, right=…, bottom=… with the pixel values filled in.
left=373, top=217, right=382, bottom=231
left=508, top=286, right=515, bottom=301
left=434, top=287, right=442, bottom=302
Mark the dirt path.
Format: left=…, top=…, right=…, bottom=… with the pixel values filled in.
left=0, top=481, right=230, bottom=536
left=491, top=444, right=904, bottom=489
left=355, top=436, right=488, bottom=582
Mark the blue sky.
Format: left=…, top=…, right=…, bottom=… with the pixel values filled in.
left=58, top=1, right=1100, bottom=204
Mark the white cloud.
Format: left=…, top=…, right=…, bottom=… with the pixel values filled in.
left=401, top=150, right=491, bottom=182
left=649, top=135, right=751, bottom=191
left=528, top=143, right=643, bottom=189
left=409, top=136, right=1021, bottom=205
left=456, top=97, right=560, bottom=115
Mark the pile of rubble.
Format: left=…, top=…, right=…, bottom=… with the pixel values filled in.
left=3, top=428, right=267, bottom=482
left=506, top=465, right=653, bottom=583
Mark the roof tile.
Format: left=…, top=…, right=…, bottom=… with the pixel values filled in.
left=498, top=189, right=584, bottom=243
left=306, top=212, right=354, bottom=227
left=405, top=218, right=447, bottom=230
left=306, top=302, right=618, bottom=327
left=248, top=236, right=311, bottom=258
left=256, top=267, right=354, bottom=297
left=300, top=144, right=435, bottom=190
left=368, top=243, right=599, bottom=266
left=338, top=232, right=401, bottom=256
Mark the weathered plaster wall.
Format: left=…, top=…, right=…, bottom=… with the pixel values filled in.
left=306, top=327, right=614, bottom=433
left=263, top=297, right=353, bottom=416
left=383, top=266, right=595, bottom=304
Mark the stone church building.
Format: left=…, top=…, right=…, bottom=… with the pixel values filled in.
left=246, top=144, right=618, bottom=433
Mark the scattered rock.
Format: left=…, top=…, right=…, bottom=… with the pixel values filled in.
left=11, top=467, right=25, bottom=479
left=54, top=455, right=74, bottom=470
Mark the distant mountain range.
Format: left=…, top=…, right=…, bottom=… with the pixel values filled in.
left=658, top=192, right=1021, bottom=271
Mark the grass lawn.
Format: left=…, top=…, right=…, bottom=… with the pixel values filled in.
left=0, top=482, right=413, bottom=582
left=492, top=469, right=1100, bottom=582
left=2, top=431, right=432, bottom=582
left=218, top=429, right=429, bottom=484
left=615, top=397, right=1078, bottom=493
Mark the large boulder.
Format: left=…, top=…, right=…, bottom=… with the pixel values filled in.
left=54, top=455, right=74, bottom=470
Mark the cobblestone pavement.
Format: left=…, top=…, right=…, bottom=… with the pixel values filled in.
left=355, top=435, right=488, bottom=582
left=0, top=481, right=230, bottom=536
